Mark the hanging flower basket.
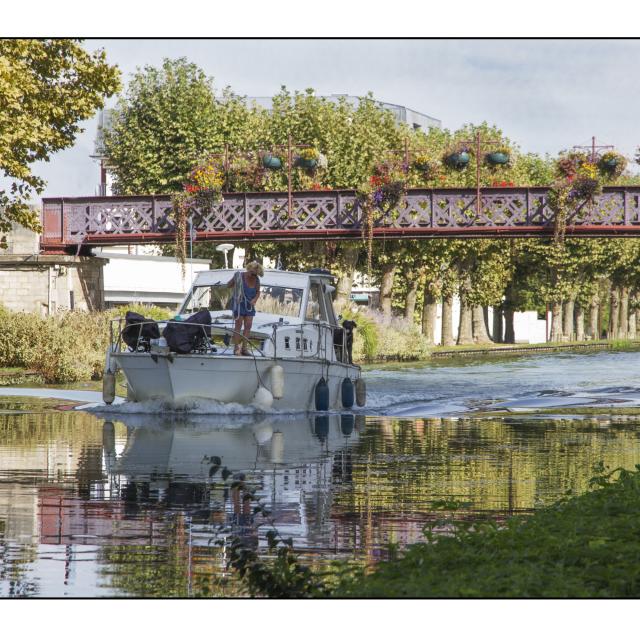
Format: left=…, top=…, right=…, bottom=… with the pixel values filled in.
left=262, top=153, right=282, bottom=170
left=569, top=176, right=602, bottom=200
left=597, top=151, right=626, bottom=177
left=486, top=151, right=509, bottom=166
left=296, top=157, right=317, bottom=169
left=411, top=153, right=433, bottom=175
left=295, top=147, right=320, bottom=170
left=444, top=151, right=470, bottom=170
left=556, top=151, right=588, bottom=178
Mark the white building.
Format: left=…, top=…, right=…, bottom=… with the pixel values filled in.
left=94, top=249, right=211, bottom=309
left=247, top=94, right=441, bottom=131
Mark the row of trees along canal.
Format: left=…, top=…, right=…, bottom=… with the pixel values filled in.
left=101, top=58, right=640, bottom=346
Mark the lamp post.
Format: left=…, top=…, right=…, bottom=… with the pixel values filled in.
left=216, top=243, right=234, bottom=269
left=573, top=136, right=613, bottom=163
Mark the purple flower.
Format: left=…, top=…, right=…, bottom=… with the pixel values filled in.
left=373, top=189, right=384, bottom=205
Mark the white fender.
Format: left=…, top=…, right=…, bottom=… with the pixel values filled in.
left=270, top=365, right=285, bottom=399
left=105, top=345, right=118, bottom=375
left=253, top=423, right=274, bottom=445
left=102, top=371, right=116, bottom=405
left=252, top=385, right=274, bottom=410
left=270, top=431, right=284, bottom=464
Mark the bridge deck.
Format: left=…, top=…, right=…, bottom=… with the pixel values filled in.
left=41, top=186, right=640, bottom=252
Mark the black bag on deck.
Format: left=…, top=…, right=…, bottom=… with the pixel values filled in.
left=122, top=311, right=161, bottom=350
left=163, top=310, right=212, bottom=354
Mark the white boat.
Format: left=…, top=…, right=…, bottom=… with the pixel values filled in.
left=103, top=269, right=365, bottom=411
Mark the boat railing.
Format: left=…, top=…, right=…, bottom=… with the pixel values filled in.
left=108, top=318, right=353, bottom=364
left=109, top=318, right=272, bottom=358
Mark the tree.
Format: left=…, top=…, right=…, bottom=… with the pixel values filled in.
left=102, top=58, right=263, bottom=195
left=0, top=39, right=120, bottom=244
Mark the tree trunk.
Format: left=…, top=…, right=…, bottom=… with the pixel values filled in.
left=575, top=304, right=585, bottom=342
left=457, top=293, right=473, bottom=345
left=379, top=263, right=396, bottom=321
left=334, top=246, right=360, bottom=308
left=609, top=288, right=620, bottom=339
left=587, top=299, right=599, bottom=340
left=629, top=310, right=637, bottom=340
left=421, top=288, right=438, bottom=345
left=562, top=298, right=575, bottom=341
left=441, top=293, right=455, bottom=346
left=618, top=286, right=629, bottom=339
left=598, top=291, right=608, bottom=340
left=405, top=279, right=419, bottom=323
left=492, top=304, right=503, bottom=343
left=550, top=301, right=563, bottom=342
left=472, top=305, right=492, bottom=344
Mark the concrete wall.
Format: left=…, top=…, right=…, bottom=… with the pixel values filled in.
left=0, top=255, right=106, bottom=315
left=0, top=221, right=39, bottom=256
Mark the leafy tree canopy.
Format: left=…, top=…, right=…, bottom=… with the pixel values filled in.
left=102, top=58, right=263, bottom=195
left=0, top=39, right=120, bottom=243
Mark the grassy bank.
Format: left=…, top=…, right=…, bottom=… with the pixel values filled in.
left=332, top=464, right=640, bottom=597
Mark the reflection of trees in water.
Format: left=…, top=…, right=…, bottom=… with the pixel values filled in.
left=99, top=478, right=260, bottom=597
left=0, top=532, right=38, bottom=596
left=332, top=415, right=640, bottom=524
left=6, top=406, right=640, bottom=595
left=0, top=408, right=106, bottom=597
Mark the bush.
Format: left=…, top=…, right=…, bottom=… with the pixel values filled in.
left=0, top=304, right=175, bottom=384
left=342, top=307, right=431, bottom=363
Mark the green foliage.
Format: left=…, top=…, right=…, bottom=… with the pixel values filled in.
left=335, top=463, right=640, bottom=597
left=342, top=307, right=431, bottom=362
left=0, top=39, right=120, bottom=243
left=340, top=308, right=378, bottom=362
left=102, top=58, right=263, bottom=195
left=0, top=305, right=173, bottom=383
left=107, top=303, right=174, bottom=321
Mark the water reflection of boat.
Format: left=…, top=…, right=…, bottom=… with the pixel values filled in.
left=102, top=414, right=363, bottom=547
left=104, top=413, right=362, bottom=480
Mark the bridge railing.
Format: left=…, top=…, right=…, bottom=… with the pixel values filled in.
left=41, top=186, right=640, bottom=249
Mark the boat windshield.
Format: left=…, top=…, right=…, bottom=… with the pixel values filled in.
left=181, top=284, right=304, bottom=318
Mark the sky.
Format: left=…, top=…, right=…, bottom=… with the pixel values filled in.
left=28, top=38, right=640, bottom=200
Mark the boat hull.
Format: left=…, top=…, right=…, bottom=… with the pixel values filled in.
left=112, top=352, right=361, bottom=411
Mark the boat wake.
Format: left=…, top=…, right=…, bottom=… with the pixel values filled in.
left=87, top=396, right=287, bottom=416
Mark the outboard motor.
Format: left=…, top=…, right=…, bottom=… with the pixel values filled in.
left=122, top=311, right=160, bottom=351
left=163, top=310, right=212, bottom=354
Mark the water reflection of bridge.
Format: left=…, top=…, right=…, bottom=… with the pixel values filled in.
left=41, top=186, right=640, bottom=253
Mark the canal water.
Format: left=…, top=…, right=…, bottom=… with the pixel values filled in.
left=2, top=349, right=640, bottom=597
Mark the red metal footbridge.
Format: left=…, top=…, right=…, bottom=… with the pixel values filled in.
left=41, top=186, right=640, bottom=253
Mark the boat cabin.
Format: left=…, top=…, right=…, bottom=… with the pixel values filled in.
left=179, top=269, right=338, bottom=326
left=178, top=269, right=345, bottom=361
